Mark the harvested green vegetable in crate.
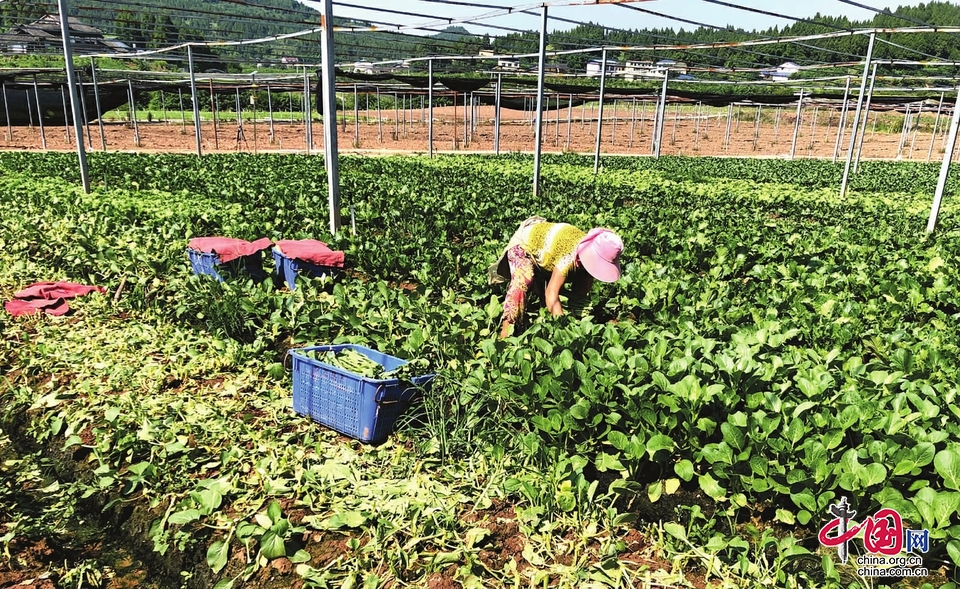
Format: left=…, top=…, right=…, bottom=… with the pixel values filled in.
left=302, top=348, right=429, bottom=381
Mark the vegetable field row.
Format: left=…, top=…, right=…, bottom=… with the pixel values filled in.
left=2, top=153, right=960, bottom=588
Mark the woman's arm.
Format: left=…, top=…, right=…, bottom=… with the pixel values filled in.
left=545, top=268, right=567, bottom=316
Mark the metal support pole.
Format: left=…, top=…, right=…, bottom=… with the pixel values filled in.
left=853, top=62, right=878, bottom=173
left=593, top=47, right=608, bottom=174
left=926, top=88, right=960, bottom=233
left=898, top=105, right=912, bottom=155
left=319, top=0, right=341, bottom=234
left=178, top=88, right=186, bottom=133
left=267, top=85, right=275, bottom=143
left=428, top=60, right=434, bottom=156
left=128, top=79, right=140, bottom=147
left=251, top=75, right=258, bottom=154
left=394, top=91, right=400, bottom=141
left=90, top=58, right=105, bottom=150
left=695, top=102, right=702, bottom=151
left=77, top=71, right=92, bottom=147
left=33, top=75, right=46, bottom=149
left=211, top=88, right=220, bottom=148
left=354, top=84, right=359, bottom=147
left=57, top=0, right=90, bottom=191
left=833, top=76, right=852, bottom=162
left=841, top=32, right=876, bottom=198
left=808, top=105, right=819, bottom=153
left=774, top=107, right=781, bottom=143
left=187, top=45, right=202, bottom=156
left=910, top=105, right=922, bottom=158
left=377, top=86, right=382, bottom=144
left=1, top=82, right=10, bottom=140
left=928, top=92, right=945, bottom=163
left=303, top=67, right=312, bottom=154
left=654, top=73, right=669, bottom=158
left=160, top=89, right=167, bottom=125
left=724, top=104, right=733, bottom=151
left=671, top=102, right=679, bottom=145
left=493, top=71, right=501, bottom=155
left=790, top=90, right=804, bottom=160
left=565, top=94, right=572, bottom=151
left=532, top=5, right=548, bottom=197
left=752, top=105, right=761, bottom=151
left=611, top=99, right=618, bottom=145
left=629, top=97, right=637, bottom=148
left=61, top=85, right=72, bottom=144
left=555, top=94, right=561, bottom=147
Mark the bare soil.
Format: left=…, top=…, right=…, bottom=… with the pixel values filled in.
left=0, top=104, right=947, bottom=162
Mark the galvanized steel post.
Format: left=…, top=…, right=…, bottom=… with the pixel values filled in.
left=840, top=32, right=876, bottom=198
left=928, top=92, right=944, bottom=163
left=33, top=75, right=45, bottom=149
left=58, top=0, right=90, bottom=191
left=593, top=47, right=608, bottom=174
left=128, top=79, right=140, bottom=147
left=654, top=72, right=668, bottom=158
left=429, top=59, right=435, bottom=157
left=187, top=46, right=202, bottom=156
left=926, top=88, right=960, bottom=233
left=790, top=89, right=804, bottom=160
left=493, top=70, right=500, bottom=155
left=267, top=85, right=275, bottom=143
left=90, top=58, right=105, bottom=149
left=833, top=76, right=851, bottom=162
left=853, top=61, right=878, bottom=173
left=2, top=82, right=10, bottom=140
left=532, top=5, right=548, bottom=197
left=319, top=0, right=341, bottom=235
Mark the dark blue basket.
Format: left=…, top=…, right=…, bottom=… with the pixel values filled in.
left=272, top=249, right=339, bottom=290
left=187, top=249, right=267, bottom=282
left=289, top=344, right=434, bottom=444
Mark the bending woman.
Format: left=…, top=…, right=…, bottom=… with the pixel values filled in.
left=488, top=216, right=624, bottom=338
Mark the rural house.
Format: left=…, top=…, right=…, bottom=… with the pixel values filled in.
left=0, top=14, right=129, bottom=54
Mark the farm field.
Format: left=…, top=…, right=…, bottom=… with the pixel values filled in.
left=3, top=152, right=960, bottom=589
left=0, top=103, right=948, bottom=162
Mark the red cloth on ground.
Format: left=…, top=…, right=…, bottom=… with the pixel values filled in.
left=5, top=281, right=105, bottom=317
left=188, top=237, right=273, bottom=264
left=14, top=282, right=105, bottom=300
left=276, top=239, right=345, bottom=267
left=5, top=298, right=70, bottom=317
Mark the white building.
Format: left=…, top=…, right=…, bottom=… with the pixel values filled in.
left=497, top=57, right=520, bottom=71
left=586, top=59, right=619, bottom=77
left=760, top=61, right=800, bottom=81
left=655, top=59, right=688, bottom=75
left=623, top=60, right=662, bottom=80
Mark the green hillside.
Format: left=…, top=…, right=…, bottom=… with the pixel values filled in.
left=1, top=0, right=959, bottom=76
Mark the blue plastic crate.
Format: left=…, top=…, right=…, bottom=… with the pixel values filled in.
left=289, top=344, right=434, bottom=444
left=272, top=249, right=340, bottom=290
left=187, top=249, right=267, bottom=282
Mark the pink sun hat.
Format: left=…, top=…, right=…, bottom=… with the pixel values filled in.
left=576, top=228, right=624, bottom=283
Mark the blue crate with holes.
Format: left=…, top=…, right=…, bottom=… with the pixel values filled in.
left=289, top=344, right=434, bottom=444
left=272, top=249, right=340, bottom=290
left=187, top=249, right=267, bottom=282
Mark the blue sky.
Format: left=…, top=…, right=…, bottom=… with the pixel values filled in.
left=304, top=0, right=931, bottom=36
